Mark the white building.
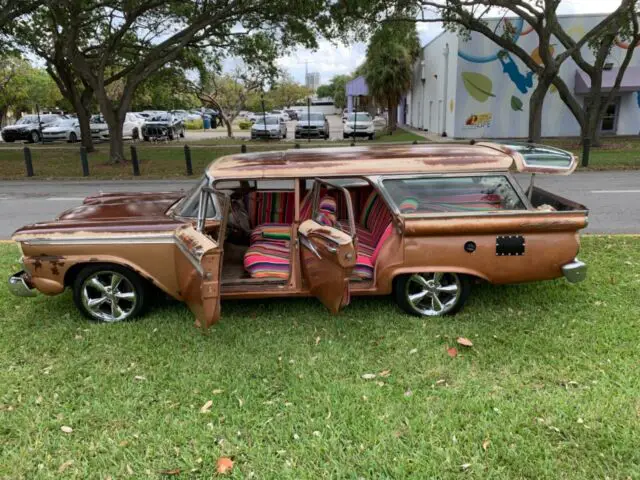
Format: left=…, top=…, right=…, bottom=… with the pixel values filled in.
left=405, top=14, right=640, bottom=138
left=305, top=71, right=321, bottom=92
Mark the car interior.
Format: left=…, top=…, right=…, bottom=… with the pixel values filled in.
left=215, top=177, right=397, bottom=287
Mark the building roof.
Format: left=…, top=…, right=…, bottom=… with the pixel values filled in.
left=207, top=143, right=522, bottom=180
left=574, top=66, right=640, bottom=94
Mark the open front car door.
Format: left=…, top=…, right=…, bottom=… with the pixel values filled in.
left=298, top=179, right=357, bottom=314
left=173, top=187, right=229, bottom=328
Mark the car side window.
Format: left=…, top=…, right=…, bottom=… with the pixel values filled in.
left=382, top=175, right=527, bottom=213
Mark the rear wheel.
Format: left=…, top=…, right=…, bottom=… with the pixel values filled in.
left=394, top=272, right=471, bottom=317
left=368, top=133, right=375, bottom=140
left=179, top=128, right=185, bottom=138
left=29, top=130, right=40, bottom=143
left=72, top=264, right=147, bottom=323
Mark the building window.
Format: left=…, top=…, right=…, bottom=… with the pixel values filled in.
left=600, top=97, right=620, bottom=134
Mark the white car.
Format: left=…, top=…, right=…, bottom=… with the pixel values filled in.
left=343, top=112, right=375, bottom=140
left=270, top=110, right=291, bottom=122
left=42, top=118, right=81, bottom=143
left=89, top=112, right=145, bottom=141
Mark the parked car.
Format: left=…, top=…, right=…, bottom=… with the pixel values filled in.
left=90, top=113, right=145, bottom=141
left=270, top=110, right=291, bottom=122
left=9, top=143, right=587, bottom=326
left=295, top=112, right=329, bottom=139
left=285, top=109, right=299, bottom=121
left=1, top=114, right=65, bottom=143
left=42, top=118, right=81, bottom=143
left=141, top=112, right=185, bottom=141
left=343, top=112, right=375, bottom=140
left=251, top=115, right=287, bottom=139
left=89, top=114, right=109, bottom=140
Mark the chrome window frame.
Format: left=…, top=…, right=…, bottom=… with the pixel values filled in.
left=369, top=172, right=534, bottom=218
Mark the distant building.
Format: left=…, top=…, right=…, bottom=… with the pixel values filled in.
left=405, top=13, right=640, bottom=138
left=305, top=72, right=321, bottom=92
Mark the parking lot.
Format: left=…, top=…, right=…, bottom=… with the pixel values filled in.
left=0, top=115, right=367, bottom=144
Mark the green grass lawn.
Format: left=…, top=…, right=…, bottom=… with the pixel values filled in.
left=1, top=236, right=639, bottom=478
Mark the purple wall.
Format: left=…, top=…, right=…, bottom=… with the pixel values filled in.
left=346, top=76, right=369, bottom=113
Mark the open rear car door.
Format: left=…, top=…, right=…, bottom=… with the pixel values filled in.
left=173, top=187, right=229, bottom=328
left=298, top=179, right=357, bottom=314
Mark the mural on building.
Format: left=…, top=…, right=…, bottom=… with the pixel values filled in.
left=452, top=14, right=640, bottom=138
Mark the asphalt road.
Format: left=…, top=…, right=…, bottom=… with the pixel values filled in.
left=0, top=171, right=638, bottom=239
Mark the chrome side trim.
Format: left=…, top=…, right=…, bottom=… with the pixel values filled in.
left=562, top=258, right=587, bottom=283
left=14, top=233, right=175, bottom=246
left=174, top=235, right=205, bottom=276
left=8, top=271, right=37, bottom=297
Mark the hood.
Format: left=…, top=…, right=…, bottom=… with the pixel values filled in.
left=55, top=191, right=184, bottom=221
left=297, top=120, right=325, bottom=127
left=3, top=124, right=34, bottom=131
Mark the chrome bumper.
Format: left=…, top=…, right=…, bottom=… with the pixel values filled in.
left=562, top=258, right=587, bottom=283
left=8, top=271, right=37, bottom=297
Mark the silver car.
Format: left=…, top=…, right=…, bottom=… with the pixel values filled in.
left=295, top=112, right=330, bottom=140
left=251, top=115, right=287, bottom=140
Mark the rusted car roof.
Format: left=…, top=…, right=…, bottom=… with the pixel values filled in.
left=207, top=143, right=519, bottom=180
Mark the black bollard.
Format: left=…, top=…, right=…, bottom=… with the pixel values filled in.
left=23, top=147, right=34, bottom=177
left=80, top=146, right=89, bottom=177
left=184, top=144, right=193, bottom=176
left=241, top=144, right=247, bottom=153
left=131, top=145, right=140, bottom=176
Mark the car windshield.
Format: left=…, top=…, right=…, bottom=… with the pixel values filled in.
left=16, top=115, right=39, bottom=125
left=299, top=113, right=324, bottom=121
left=382, top=175, right=527, bottom=213
left=151, top=114, right=170, bottom=121
left=254, top=116, right=279, bottom=125
left=347, top=113, right=371, bottom=122
left=50, top=119, right=76, bottom=127
left=91, top=115, right=105, bottom=123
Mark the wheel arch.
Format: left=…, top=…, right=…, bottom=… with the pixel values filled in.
left=385, top=266, right=489, bottom=294
left=62, top=257, right=175, bottom=297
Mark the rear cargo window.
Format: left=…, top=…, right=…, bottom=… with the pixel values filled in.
left=382, top=175, right=526, bottom=213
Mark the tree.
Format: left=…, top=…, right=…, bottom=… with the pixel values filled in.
left=0, top=54, right=63, bottom=125
left=343, top=0, right=639, bottom=146
left=330, top=74, right=350, bottom=110
left=316, top=84, right=334, bottom=98
left=132, top=66, right=200, bottom=112
left=196, top=67, right=265, bottom=137
left=363, top=21, right=420, bottom=131
left=46, top=0, right=336, bottom=163
left=270, top=75, right=312, bottom=108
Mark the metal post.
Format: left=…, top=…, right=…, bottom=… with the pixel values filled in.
left=581, top=137, right=591, bottom=167
left=184, top=144, right=193, bottom=175
left=352, top=96, right=358, bottom=145
left=23, top=147, right=34, bottom=177
left=35, top=103, right=43, bottom=144
left=80, top=146, right=89, bottom=176
left=307, top=97, right=311, bottom=143
left=241, top=144, right=247, bottom=153
left=261, top=94, right=267, bottom=138
left=131, top=145, right=140, bottom=176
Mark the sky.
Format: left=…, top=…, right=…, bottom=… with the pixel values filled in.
left=271, top=0, right=622, bottom=87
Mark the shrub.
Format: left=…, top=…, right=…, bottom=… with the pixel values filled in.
left=238, top=120, right=252, bottom=130
left=185, top=119, right=203, bottom=130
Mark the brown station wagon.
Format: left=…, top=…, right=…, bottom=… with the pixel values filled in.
left=8, top=143, right=588, bottom=327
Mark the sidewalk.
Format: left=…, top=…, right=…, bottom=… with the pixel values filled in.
left=400, top=125, right=457, bottom=142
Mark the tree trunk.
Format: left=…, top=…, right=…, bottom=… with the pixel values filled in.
left=107, top=122, right=126, bottom=163
left=222, top=113, right=233, bottom=137
left=527, top=74, right=553, bottom=143
left=75, top=103, right=94, bottom=152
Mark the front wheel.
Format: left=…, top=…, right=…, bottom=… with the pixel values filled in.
left=368, top=133, right=375, bottom=140
left=393, top=272, right=471, bottom=317
left=179, top=128, right=185, bottom=138
left=68, top=132, right=78, bottom=143
left=29, top=130, right=41, bottom=143
left=72, top=264, right=147, bottom=323
left=132, top=128, right=139, bottom=140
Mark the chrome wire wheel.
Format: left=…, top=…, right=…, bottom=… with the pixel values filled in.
left=81, top=271, right=138, bottom=322
left=404, top=272, right=462, bottom=316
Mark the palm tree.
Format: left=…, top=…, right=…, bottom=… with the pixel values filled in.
left=364, top=22, right=420, bottom=132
